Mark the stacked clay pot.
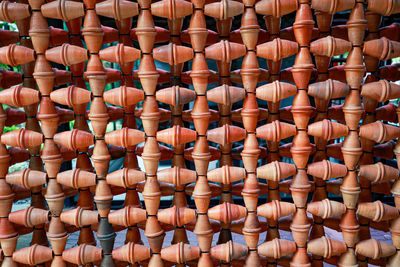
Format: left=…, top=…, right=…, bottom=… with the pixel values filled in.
left=0, top=0, right=398, bottom=266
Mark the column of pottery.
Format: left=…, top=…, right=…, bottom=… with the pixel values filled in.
left=359, top=1, right=400, bottom=266
left=151, top=0, right=196, bottom=251
left=204, top=2, right=247, bottom=256
left=0, top=2, right=38, bottom=265
left=306, top=1, right=353, bottom=266
left=239, top=0, right=262, bottom=265
left=189, top=0, right=215, bottom=266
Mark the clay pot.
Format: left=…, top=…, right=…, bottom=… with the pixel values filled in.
left=257, top=161, right=296, bottom=182
left=359, top=120, right=400, bottom=143
left=308, top=79, right=349, bottom=100
left=6, top=169, right=46, bottom=189
left=255, top=0, right=298, bottom=17
left=310, top=36, right=352, bottom=57
left=12, top=244, right=53, bottom=265
left=46, top=217, right=68, bottom=255
left=307, top=199, right=346, bottom=219
left=358, top=162, right=399, bottom=182
left=207, top=84, right=245, bottom=106
left=357, top=201, right=399, bottom=222
left=307, top=159, right=347, bottom=180
left=158, top=206, right=196, bottom=227
left=290, top=131, right=312, bottom=169
left=56, top=169, right=96, bottom=188
left=0, top=86, right=39, bottom=107
left=140, top=96, right=160, bottom=135
left=1, top=128, right=43, bottom=149
left=0, top=1, right=30, bottom=22
left=257, top=38, right=298, bottom=61
left=344, top=47, right=366, bottom=89
left=210, top=240, right=248, bottom=263
left=156, top=125, right=197, bottom=147
left=204, top=0, right=243, bottom=19
left=191, top=53, right=211, bottom=95
left=104, top=128, right=145, bottom=148
left=112, top=243, right=150, bottom=263
left=258, top=238, right=296, bottom=258
left=340, top=171, right=361, bottom=209
left=106, top=168, right=145, bottom=188
left=108, top=206, right=146, bottom=227
left=205, top=40, right=246, bottom=63
left=307, top=236, right=347, bottom=258
left=9, top=207, right=49, bottom=227
left=256, top=121, right=296, bottom=142
left=62, top=244, right=102, bottom=265
left=290, top=208, right=311, bottom=247
left=341, top=131, right=362, bottom=170
left=367, top=0, right=400, bottom=16
left=364, top=37, right=400, bottom=61
left=96, top=0, right=138, bottom=20
left=157, top=167, right=196, bottom=187
left=151, top=0, right=193, bottom=19
left=361, top=79, right=400, bottom=102
left=160, top=242, right=199, bottom=263
left=60, top=207, right=99, bottom=227
left=0, top=44, right=35, bottom=66
left=207, top=166, right=245, bottom=184
left=208, top=202, right=246, bottom=224
left=257, top=200, right=296, bottom=221
left=207, top=124, right=246, bottom=146
left=50, top=86, right=91, bottom=107
left=308, top=119, right=348, bottom=140
left=103, top=86, right=144, bottom=107
left=355, top=239, right=396, bottom=259
left=256, top=81, right=297, bottom=102
left=153, top=43, right=194, bottom=65
left=46, top=44, right=88, bottom=66
left=44, top=179, right=64, bottom=216
left=156, top=86, right=195, bottom=106
left=53, top=129, right=94, bottom=150
left=41, top=0, right=84, bottom=21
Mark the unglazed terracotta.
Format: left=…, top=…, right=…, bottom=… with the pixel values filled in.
left=0, top=1, right=397, bottom=266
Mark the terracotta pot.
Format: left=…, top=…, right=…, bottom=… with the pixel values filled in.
left=355, top=239, right=396, bottom=259
left=12, top=244, right=53, bottom=265
left=106, top=168, right=145, bottom=188
left=357, top=200, right=399, bottom=222
left=368, top=0, right=400, bottom=16
left=60, top=207, right=99, bottom=227
left=307, top=199, right=346, bottom=219
left=205, top=40, right=246, bottom=63
left=160, top=242, right=200, bottom=263
left=41, top=0, right=84, bottom=21
left=1, top=128, right=43, bottom=149
left=112, top=242, right=150, bottom=263
left=9, top=207, right=49, bottom=227
left=96, top=0, right=139, bottom=20
left=0, top=44, right=35, bottom=66
left=108, top=206, right=146, bottom=227
left=257, top=200, right=296, bottom=221
left=255, top=0, right=298, bottom=17
left=62, top=244, right=102, bottom=265
left=307, top=236, right=347, bottom=258
left=208, top=202, right=247, bottom=224
left=53, top=129, right=94, bottom=150
left=151, top=0, right=193, bottom=19
left=56, top=169, right=96, bottom=188
left=210, top=240, right=248, bottom=263
left=258, top=238, right=296, bottom=258
left=46, top=44, right=88, bottom=66
left=6, top=169, right=46, bottom=189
